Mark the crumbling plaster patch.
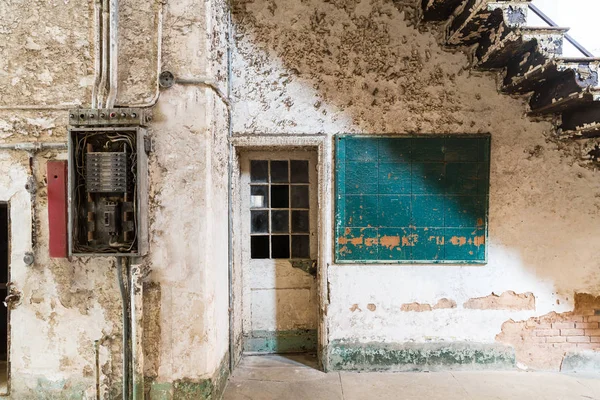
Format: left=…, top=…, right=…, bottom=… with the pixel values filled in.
left=231, top=0, right=600, bottom=366
left=464, top=291, right=535, bottom=311
left=0, top=0, right=93, bottom=106
left=497, top=293, right=600, bottom=371
left=0, top=0, right=231, bottom=396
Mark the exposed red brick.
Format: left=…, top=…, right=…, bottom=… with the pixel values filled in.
left=496, top=294, right=600, bottom=371
left=553, top=343, right=577, bottom=349
left=552, top=322, right=575, bottom=330
left=576, top=322, right=598, bottom=329
left=560, top=329, right=585, bottom=336
left=526, top=321, right=552, bottom=329
left=576, top=343, right=599, bottom=350
left=566, top=336, right=590, bottom=343
left=535, top=329, right=560, bottom=337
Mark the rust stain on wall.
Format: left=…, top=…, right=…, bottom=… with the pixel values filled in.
left=496, top=293, right=600, bottom=371
left=464, top=291, right=535, bottom=310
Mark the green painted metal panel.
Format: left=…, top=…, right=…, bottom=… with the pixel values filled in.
left=335, top=135, right=490, bottom=264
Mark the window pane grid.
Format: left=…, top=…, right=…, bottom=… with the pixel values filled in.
left=250, top=159, right=310, bottom=259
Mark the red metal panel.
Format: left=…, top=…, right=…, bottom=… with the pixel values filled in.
left=47, top=161, right=68, bottom=258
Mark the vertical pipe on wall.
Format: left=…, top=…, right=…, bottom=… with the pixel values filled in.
left=106, top=0, right=119, bottom=108
left=98, top=0, right=110, bottom=108
left=94, top=340, right=100, bottom=400
left=226, top=0, right=236, bottom=373
left=116, top=257, right=129, bottom=400
left=92, top=0, right=103, bottom=109
left=130, top=262, right=144, bottom=400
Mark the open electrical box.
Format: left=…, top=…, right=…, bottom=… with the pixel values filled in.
left=68, top=108, right=150, bottom=257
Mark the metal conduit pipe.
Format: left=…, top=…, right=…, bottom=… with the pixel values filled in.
left=0, top=104, right=80, bottom=111
left=116, top=257, right=130, bottom=400
left=98, top=0, right=110, bottom=108
left=106, top=0, right=119, bottom=108
left=175, top=77, right=231, bottom=111
left=130, top=263, right=144, bottom=400
left=0, top=143, right=67, bottom=151
left=0, top=0, right=163, bottom=111
left=226, top=0, right=235, bottom=373
left=92, top=0, right=103, bottom=109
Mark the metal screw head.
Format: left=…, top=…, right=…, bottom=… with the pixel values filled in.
left=23, top=252, right=34, bottom=266
left=159, top=71, right=175, bottom=88
left=25, top=176, right=36, bottom=194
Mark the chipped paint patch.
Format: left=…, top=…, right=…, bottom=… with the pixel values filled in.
left=464, top=291, right=535, bottom=310
left=433, top=298, right=457, bottom=310
left=401, top=302, right=432, bottom=312
left=349, top=304, right=361, bottom=312
left=328, top=340, right=515, bottom=371
left=148, top=351, right=229, bottom=400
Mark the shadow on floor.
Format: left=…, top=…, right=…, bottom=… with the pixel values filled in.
left=223, top=354, right=600, bottom=400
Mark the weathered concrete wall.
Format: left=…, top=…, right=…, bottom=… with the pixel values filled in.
left=0, top=0, right=230, bottom=397
left=231, top=0, right=600, bottom=370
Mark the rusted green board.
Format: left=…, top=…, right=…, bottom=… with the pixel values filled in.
left=335, top=135, right=490, bottom=264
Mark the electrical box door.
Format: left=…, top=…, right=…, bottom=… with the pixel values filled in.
left=68, top=109, right=149, bottom=257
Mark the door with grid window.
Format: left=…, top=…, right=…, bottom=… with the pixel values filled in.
left=240, top=151, right=318, bottom=353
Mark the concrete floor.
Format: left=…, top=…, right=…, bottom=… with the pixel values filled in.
left=223, top=354, right=600, bottom=400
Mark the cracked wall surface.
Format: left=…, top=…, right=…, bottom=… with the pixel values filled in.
left=0, top=0, right=230, bottom=397
left=231, top=0, right=600, bottom=370
left=1, top=0, right=600, bottom=395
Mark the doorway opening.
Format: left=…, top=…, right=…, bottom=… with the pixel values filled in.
left=0, top=203, right=9, bottom=394
left=237, top=150, right=319, bottom=366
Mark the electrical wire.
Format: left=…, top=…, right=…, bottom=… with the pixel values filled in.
left=73, top=130, right=138, bottom=253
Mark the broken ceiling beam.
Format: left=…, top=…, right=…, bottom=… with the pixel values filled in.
left=558, top=104, right=600, bottom=139
left=528, top=88, right=600, bottom=115
left=447, top=0, right=530, bottom=46
left=476, top=26, right=567, bottom=69
left=421, top=0, right=465, bottom=22
left=503, top=57, right=600, bottom=94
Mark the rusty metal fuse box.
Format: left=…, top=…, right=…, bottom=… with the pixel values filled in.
left=68, top=108, right=149, bottom=257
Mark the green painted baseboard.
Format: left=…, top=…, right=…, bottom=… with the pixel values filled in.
left=244, top=329, right=317, bottom=353
left=328, top=340, right=516, bottom=371
left=148, top=350, right=229, bottom=400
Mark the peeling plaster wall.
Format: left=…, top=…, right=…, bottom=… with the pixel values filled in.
left=0, top=0, right=230, bottom=397
left=231, top=0, right=600, bottom=369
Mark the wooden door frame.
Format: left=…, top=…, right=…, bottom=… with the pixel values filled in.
left=229, top=134, right=331, bottom=371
